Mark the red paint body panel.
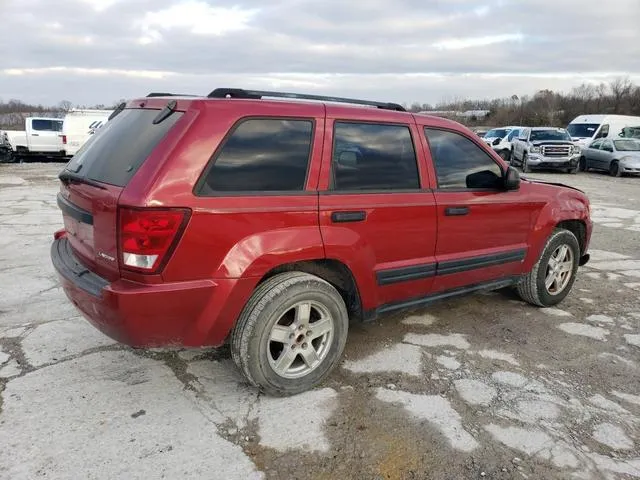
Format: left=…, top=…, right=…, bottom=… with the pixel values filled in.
left=52, top=97, right=593, bottom=348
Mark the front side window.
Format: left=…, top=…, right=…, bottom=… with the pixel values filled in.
left=199, top=118, right=313, bottom=193
left=589, top=139, right=603, bottom=150
left=595, top=124, right=610, bottom=139
left=32, top=119, right=53, bottom=131
left=331, top=122, right=420, bottom=191
left=601, top=140, right=614, bottom=152
left=425, top=128, right=503, bottom=190
left=507, top=129, right=521, bottom=141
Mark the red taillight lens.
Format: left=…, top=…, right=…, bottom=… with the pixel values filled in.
left=118, top=207, right=190, bottom=273
left=61, top=135, right=67, bottom=144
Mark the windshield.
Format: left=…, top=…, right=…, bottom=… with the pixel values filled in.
left=530, top=129, right=572, bottom=142
left=567, top=123, right=599, bottom=138
left=614, top=139, right=640, bottom=151
left=484, top=128, right=509, bottom=138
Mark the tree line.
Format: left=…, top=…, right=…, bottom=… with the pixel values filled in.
left=405, top=77, right=640, bottom=127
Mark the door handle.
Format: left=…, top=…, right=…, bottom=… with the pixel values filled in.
left=331, top=211, right=366, bottom=223
left=445, top=206, right=469, bottom=216
left=32, top=134, right=40, bottom=136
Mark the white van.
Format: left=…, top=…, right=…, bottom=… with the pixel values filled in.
left=62, top=109, right=113, bottom=156
left=567, top=114, right=640, bottom=146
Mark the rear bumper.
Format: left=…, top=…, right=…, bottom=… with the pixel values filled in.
left=51, top=237, right=252, bottom=348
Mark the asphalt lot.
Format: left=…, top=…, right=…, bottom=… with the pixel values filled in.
left=0, top=163, right=638, bottom=480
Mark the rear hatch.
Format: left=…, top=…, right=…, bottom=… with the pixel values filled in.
left=57, top=106, right=184, bottom=281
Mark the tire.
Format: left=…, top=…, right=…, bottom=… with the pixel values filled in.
left=568, top=166, right=578, bottom=174
left=516, top=229, right=580, bottom=307
left=0, top=150, right=17, bottom=164
left=578, top=156, right=587, bottom=172
left=499, top=150, right=511, bottom=162
left=609, top=161, right=621, bottom=177
left=521, top=153, right=531, bottom=173
left=231, top=272, right=349, bottom=396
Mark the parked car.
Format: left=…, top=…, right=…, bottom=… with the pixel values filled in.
left=567, top=114, right=640, bottom=147
left=51, top=89, right=592, bottom=396
left=3, top=117, right=65, bottom=161
left=511, top=127, right=581, bottom=173
left=579, top=138, right=640, bottom=176
left=62, top=109, right=113, bottom=157
left=483, top=126, right=523, bottom=161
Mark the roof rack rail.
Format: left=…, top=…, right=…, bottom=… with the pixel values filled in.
left=146, top=92, right=198, bottom=98
left=207, top=88, right=406, bottom=112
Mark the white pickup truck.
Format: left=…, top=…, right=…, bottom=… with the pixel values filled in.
left=1, top=117, right=65, bottom=162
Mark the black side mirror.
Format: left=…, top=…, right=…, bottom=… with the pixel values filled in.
left=493, top=138, right=501, bottom=146
left=504, top=166, right=520, bottom=190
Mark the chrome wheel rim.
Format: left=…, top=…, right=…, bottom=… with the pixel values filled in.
left=267, top=301, right=334, bottom=379
left=545, top=244, right=574, bottom=295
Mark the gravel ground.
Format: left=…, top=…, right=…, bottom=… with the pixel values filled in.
left=0, top=163, right=638, bottom=480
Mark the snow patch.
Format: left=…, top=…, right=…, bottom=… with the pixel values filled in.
left=454, top=379, right=496, bottom=406
left=593, top=423, right=634, bottom=451
left=436, top=355, right=461, bottom=370
left=541, top=308, right=573, bottom=317
left=403, top=333, right=470, bottom=350
left=585, top=314, right=614, bottom=325
left=588, top=395, right=630, bottom=415
left=343, top=343, right=424, bottom=377
left=376, top=388, right=478, bottom=452
left=598, top=353, right=636, bottom=369
left=612, top=391, right=640, bottom=406
left=624, top=334, right=640, bottom=347
left=557, top=322, right=609, bottom=341
left=0, top=359, right=21, bottom=378
left=491, top=371, right=529, bottom=388
left=475, top=349, right=519, bottom=366
left=579, top=298, right=594, bottom=304
left=401, top=314, right=437, bottom=327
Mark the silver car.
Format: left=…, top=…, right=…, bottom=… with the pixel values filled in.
left=579, top=138, right=640, bottom=176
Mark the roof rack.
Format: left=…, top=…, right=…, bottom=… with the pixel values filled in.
left=207, top=88, right=406, bottom=112
left=146, top=92, right=198, bottom=98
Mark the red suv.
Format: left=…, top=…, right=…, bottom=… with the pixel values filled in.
left=52, top=89, right=592, bottom=395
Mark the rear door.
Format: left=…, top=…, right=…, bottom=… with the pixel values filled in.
left=57, top=107, right=185, bottom=280
left=28, top=119, right=63, bottom=152
left=319, top=109, right=437, bottom=309
left=422, top=127, right=537, bottom=292
left=584, top=139, right=603, bottom=169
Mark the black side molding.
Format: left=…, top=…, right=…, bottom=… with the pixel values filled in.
left=51, top=238, right=108, bottom=297
left=437, top=249, right=526, bottom=276
left=377, top=277, right=520, bottom=315
left=57, top=193, right=93, bottom=225
left=377, top=263, right=436, bottom=286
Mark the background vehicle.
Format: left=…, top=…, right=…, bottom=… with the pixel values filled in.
left=579, top=138, right=640, bottom=176
left=62, top=109, right=113, bottom=157
left=483, top=125, right=523, bottom=161
left=511, top=127, right=581, bottom=173
left=567, top=114, right=640, bottom=146
left=2, top=117, right=65, bottom=161
left=51, top=89, right=592, bottom=396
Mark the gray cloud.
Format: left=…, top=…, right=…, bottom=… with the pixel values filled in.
left=2, top=0, right=639, bottom=105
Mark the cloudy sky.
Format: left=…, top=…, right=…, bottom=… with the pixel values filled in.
left=2, top=0, right=640, bottom=106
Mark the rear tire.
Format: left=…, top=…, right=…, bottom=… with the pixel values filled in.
left=516, top=229, right=580, bottom=307
left=578, top=156, right=587, bottom=172
left=610, top=161, right=621, bottom=177
left=231, top=272, right=349, bottom=396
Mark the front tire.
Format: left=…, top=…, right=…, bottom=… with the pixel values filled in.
left=516, top=229, right=580, bottom=307
left=610, top=161, right=621, bottom=177
left=231, top=272, right=349, bottom=396
left=578, top=156, right=587, bottom=172
left=499, top=150, right=511, bottom=162
left=522, top=153, right=531, bottom=173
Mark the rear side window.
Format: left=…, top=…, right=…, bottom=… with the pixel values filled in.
left=65, top=109, right=183, bottom=187
left=331, top=122, right=420, bottom=191
left=425, top=128, right=503, bottom=190
left=32, top=119, right=62, bottom=131
left=198, top=118, right=313, bottom=194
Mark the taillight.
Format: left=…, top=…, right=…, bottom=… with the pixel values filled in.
left=61, top=135, right=67, bottom=144
left=118, top=207, right=191, bottom=273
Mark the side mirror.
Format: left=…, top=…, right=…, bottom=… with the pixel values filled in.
left=504, top=166, right=521, bottom=190
left=493, top=138, right=501, bottom=146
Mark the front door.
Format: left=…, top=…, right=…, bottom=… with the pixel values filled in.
left=319, top=111, right=437, bottom=310
left=422, top=127, right=539, bottom=292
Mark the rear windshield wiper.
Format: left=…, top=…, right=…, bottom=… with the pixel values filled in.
left=58, top=170, right=107, bottom=190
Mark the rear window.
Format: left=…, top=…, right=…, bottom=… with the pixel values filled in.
left=65, top=109, right=183, bottom=187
